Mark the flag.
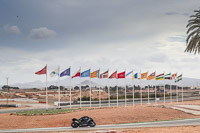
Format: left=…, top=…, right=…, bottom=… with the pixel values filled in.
left=50, top=68, right=59, bottom=77
left=175, top=74, right=182, bottom=83
left=81, top=69, right=90, bottom=77
left=72, top=69, right=81, bottom=78
left=100, top=70, right=109, bottom=78
left=91, top=69, right=100, bottom=78
left=132, top=73, right=138, bottom=79
left=171, top=73, right=177, bottom=80
left=109, top=71, right=117, bottom=79
left=126, top=71, right=133, bottom=77
left=60, top=68, right=70, bottom=77
left=165, top=73, right=171, bottom=80
left=118, top=71, right=125, bottom=79
left=156, top=73, right=164, bottom=80
left=147, top=72, right=155, bottom=80
left=141, top=72, right=148, bottom=79
left=35, top=65, right=47, bottom=75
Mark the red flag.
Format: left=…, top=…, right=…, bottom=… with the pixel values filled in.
left=72, top=69, right=81, bottom=78
left=109, top=71, right=117, bottom=79
left=35, top=65, right=47, bottom=75
left=117, top=71, right=125, bottom=79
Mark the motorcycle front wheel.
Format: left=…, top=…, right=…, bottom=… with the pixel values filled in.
left=88, top=121, right=96, bottom=127
left=71, top=122, right=79, bottom=128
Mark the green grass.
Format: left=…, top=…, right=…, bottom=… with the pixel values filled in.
left=16, top=108, right=83, bottom=116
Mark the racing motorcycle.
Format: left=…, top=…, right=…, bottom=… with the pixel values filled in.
left=71, top=116, right=96, bottom=128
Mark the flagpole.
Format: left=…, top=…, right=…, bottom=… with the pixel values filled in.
left=182, top=73, right=183, bottom=104
left=108, top=69, right=110, bottom=107
left=164, top=71, right=165, bottom=105
left=69, top=66, right=72, bottom=109
left=45, top=65, right=48, bottom=110
left=89, top=67, right=92, bottom=108
left=140, top=70, right=142, bottom=105
left=99, top=69, right=101, bottom=107
left=147, top=71, right=149, bottom=104
left=132, top=70, right=134, bottom=106
left=170, top=72, right=172, bottom=103
left=155, top=71, right=157, bottom=104
left=58, top=65, right=61, bottom=108
left=116, top=69, right=118, bottom=107
left=176, top=73, right=178, bottom=103
left=125, top=70, right=127, bottom=107
left=80, top=67, right=82, bottom=108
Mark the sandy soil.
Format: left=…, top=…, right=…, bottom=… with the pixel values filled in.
left=0, top=104, right=198, bottom=130
left=121, top=126, right=200, bottom=133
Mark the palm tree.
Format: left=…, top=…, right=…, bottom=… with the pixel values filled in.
left=185, top=9, right=200, bottom=54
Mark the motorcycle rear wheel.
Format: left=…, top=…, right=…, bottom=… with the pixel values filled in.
left=71, top=122, right=79, bottom=128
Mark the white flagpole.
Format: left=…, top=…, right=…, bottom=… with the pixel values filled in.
left=98, top=69, right=101, bottom=107
left=125, top=70, right=127, bottom=107
left=80, top=67, right=82, bottom=108
left=182, top=73, right=183, bottom=104
left=69, top=66, right=72, bottom=109
left=58, top=65, right=61, bottom=108
left=147, top=71, right=149, bottom=104
left=164, top=71, right=165, bottom=105
left=108, top=69, right=110, bottom=107
left=170, top=72, right=172, bottom=103
left=132, top=70, right=134, bottom=106
left=155, top=71, right=157, bottom=104
left=89, top=68, right=92, bottom=108
left=45, top=65, right=48, bottom=110
left=116, top=69, right=118, bottom=107
left=176, top=73, right=178, bottom=103
left=140, top=70, right=142, bottom=105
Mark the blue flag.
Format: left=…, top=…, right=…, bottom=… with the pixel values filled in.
left=60, top=68, right=70, bottom=77
left=81, top=69, right=90, bottom=77
left=126, top=71, right=133, bottom=77
left=134, top=73, right=138, bottom=79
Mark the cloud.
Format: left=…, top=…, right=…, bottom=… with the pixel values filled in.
left=148, top=53, right=169, bottom=63
left=29, top=27, right=56, bottom=40
left=3, top=25, right=21, bottom=35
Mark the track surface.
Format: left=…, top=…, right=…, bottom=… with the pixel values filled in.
left=0, top=118, right=200, bottom=132
left=1, top=96, right=200, bottom=114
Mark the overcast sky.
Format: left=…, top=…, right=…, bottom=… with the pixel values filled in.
left=0, top=0, right=200, bottom=85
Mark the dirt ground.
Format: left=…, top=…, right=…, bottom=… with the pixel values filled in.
left=121, top=126, right=200, bottom=133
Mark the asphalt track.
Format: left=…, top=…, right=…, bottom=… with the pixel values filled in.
left=1, top=118, right=200, bottom=132
left=0, top=96, right=200, bottom=114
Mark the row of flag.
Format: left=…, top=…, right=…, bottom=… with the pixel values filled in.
left=35, top=65, right=183, bottom=83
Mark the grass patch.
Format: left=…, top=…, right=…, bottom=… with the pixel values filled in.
left=15, top=108, right=83, bottom=116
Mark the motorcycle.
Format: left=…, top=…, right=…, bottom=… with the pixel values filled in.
left=71, top=116, right=96, bottom=128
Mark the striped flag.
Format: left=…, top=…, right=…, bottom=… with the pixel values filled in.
left=165, top=73, right=171, bottom=80
left=156, top=73, right=164, bottom=80
left=175, top=74, right=182, bottom=83
left=72, top=69, right=81, bottom=78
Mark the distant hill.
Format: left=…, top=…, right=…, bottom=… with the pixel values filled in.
left=1, top=77, right=200, bottom=89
